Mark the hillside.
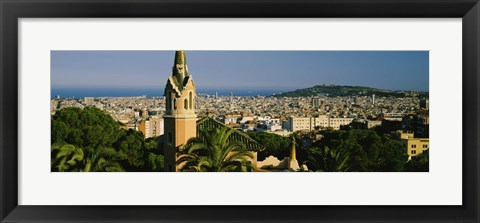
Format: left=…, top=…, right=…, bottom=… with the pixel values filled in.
left=272, top=84, right=427, bottom=98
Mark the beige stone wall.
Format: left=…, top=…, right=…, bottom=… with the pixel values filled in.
left=257, top=155, right=289, bottom=169
left=164, top=117, right=197, bottom=172
left=174, top=118, right=197, bottom=148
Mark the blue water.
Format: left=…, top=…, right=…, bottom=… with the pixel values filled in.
left=51, top=88, right=291, bottom=99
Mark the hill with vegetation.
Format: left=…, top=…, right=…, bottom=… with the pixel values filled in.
left=273, top=84, right=427, bottom=98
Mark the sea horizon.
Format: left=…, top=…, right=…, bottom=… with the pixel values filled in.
left=50, top=87, right=293, bottom=99
left=51, top=86, right=429, bottom=99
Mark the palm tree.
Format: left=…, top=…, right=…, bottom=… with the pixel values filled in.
left=305, top=146, right=350, bottom=172
left=51, top=143, right=124, bottom=172
left=51, top=144, right=84, bottom=171
left=83, top=146, right=124, bottom=172
left=177, top=127, right=255, bottom=172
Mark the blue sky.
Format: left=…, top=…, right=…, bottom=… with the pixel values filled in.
left=51, top=51, right=429, bottom=91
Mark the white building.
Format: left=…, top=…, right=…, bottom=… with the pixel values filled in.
left=288, top=115, right=354, bottom=131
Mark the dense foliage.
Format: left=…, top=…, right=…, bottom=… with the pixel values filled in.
left=404, top=150, right=429, bottom=172
left=51, top=107, right=163, bottom=172
left=249, top=129, right=428, bottom=172
left=51, top=107, right=427, bottom=172
left=177, top=127, right=255, bottom=172
left=305, top=146, right=350, bottom=172
left=273, top=84, right=427, bottom=98
left=304, top=129, right=426, bottom=172
left=247, top=132, right=292, bottom=160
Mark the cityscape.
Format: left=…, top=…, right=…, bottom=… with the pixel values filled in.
left=51, top=51, right=429, bottom=172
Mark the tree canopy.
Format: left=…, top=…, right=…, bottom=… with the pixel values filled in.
left=303, top=129, right=414, bottom=172
left=247, top=132, right=292, bottom=160
left=51, top=107, right=164, bottom=172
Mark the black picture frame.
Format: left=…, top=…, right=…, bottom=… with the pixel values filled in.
left=1, top=0, right=479, bottom=222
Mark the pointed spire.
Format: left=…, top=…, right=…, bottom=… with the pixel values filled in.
left=290, top=136, right=296, bottom=161
left=172, top=51, right=189, bottom=91
left=174, top=51, right=186, bottom=65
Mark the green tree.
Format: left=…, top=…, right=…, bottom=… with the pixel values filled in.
left=51, top=107, right=123, bottom=148
left=145, top=137, right=164, bottom=172
left=177, top=127, right=255, bottom=172
left=315, top=129, right=408, bottom=172
left=51, top=143, right=124, bottom=172
left=248, top=132, right=291, bottom=160
left=145, top=138, right=160, bottom=151
left=116, top=130, right=146, bottom=170
left=51, top=107, right=154, bottom=172
left=51, top=144, right=84, bottom=171
left=305, top=146, right=350, bottom=172
left=405, top=150, right=429, bottom=172
left=147, top=153, right=165, bottom=172
left=375, top=137, right=408, bottom=171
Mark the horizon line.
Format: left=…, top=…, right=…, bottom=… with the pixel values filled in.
left=51, top=85, right=429, bottom=92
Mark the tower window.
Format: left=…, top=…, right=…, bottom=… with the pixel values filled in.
left=189, top=92, right=193, bottom=109
left=184, top=98, right=188, bottom=110
left=173, top=98, right=177, bottom=110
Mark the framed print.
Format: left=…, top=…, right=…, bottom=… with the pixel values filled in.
left=1, top=0, right=479, bottom=222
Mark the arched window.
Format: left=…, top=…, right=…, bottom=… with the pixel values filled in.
left=184, top=98, right=188, bottom=110
left=189, top=92, right=193, bottom=109
left=173, top=98, right=177, bottom=110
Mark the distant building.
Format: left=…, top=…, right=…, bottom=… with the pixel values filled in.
left=402, top=113, right=429, bottom=138
left=289, top=117, right=320, bottom=132
left=367, top=120, right=382, bottom=129
left=372, top=94, right=375, bottom=105
left=420, top=99, right=429, bottom=110
left=141, top=109, right=148, bottom=118
left=224, top=114, right=240, bottom=125
left=288, top=115, right=353, bottom=131
left=267, top=124, right=282, bottom=132
left=329, top=117, right=355, bottom=130
left=396, top=130, right=429, bottom=160
left=312, top=97, right=321, bottom=108
left=351, top=119, right=382, bottom=129
left=120, top=121, right=136, bottom=131
left=138, top=116, right=164, bottom=139
left=84, top=97, right=94, bottom=105
left=94, top=103, right=104, bottom=110
left=239, top=116, right=255, bottom=124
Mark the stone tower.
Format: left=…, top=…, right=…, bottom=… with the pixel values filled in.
left=163, top=51, right=197, bottom=172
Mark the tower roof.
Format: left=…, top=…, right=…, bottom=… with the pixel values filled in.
left=174, top=51, right=187, bottom=65
left=171, top=51, right=190, bottom=92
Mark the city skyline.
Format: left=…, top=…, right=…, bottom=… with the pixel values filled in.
left=51, top=51, right=429, bottom=92
left=51, top=50, right=429, bottom=173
